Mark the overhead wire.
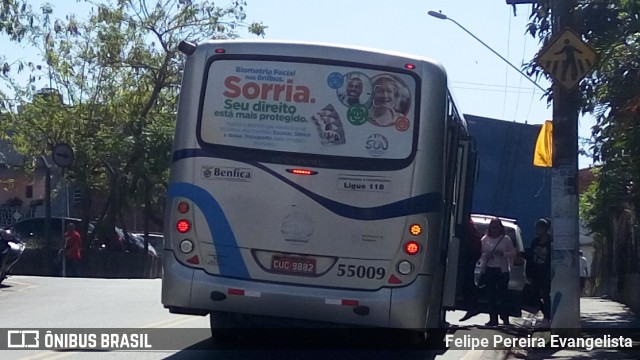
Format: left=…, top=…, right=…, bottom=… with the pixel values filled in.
left=525, top=4, right=540, bottom=123
left=452, top=85, right=543, bottom=94
left=502, top=8, right=512, bottom=120
left=514, top=11, right=526, bottom=122
left=452, top=80, right=540, bottom=89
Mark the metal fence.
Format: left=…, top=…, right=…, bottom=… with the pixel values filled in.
left=0, top=206, right=36, bottom=228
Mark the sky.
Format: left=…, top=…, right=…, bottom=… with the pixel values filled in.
left=0, top=0, right=595, bottom=168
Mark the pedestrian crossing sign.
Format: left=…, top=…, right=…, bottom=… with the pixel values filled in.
left=536, top=28, right=597, bottom=89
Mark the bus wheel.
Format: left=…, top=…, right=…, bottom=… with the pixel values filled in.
left=405, top=329, right=427, bottom=345
left=209, top=311, right=240, bottom=342
left=425, top=327, right=448, bottom=348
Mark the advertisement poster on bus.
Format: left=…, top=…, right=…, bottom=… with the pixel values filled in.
left=199, top=60, right=417, bottom=160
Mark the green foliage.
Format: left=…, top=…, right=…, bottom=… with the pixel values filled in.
left=0, top=0, right=265, bottom=232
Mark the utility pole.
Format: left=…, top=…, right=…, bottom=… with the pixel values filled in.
left=549, top=0, right=581, bottom=336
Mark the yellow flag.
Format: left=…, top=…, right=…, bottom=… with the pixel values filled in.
left=533, top=120, right=553, bottom=167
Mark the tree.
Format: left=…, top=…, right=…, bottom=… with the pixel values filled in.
left=528, top=0, right=640, bottom=293
left=0, top=0, right=266, bottom=246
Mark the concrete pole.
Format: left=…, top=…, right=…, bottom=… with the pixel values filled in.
left=550, top=0, right=581, bottom=336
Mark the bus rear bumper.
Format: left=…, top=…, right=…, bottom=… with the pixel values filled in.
left=162, top=251, right=434, bottom=329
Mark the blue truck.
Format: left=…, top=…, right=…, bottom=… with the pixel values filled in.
left=465, top=114, right=551, bottom=247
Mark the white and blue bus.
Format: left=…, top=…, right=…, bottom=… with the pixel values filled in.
left=162, top=40, right=477, bottom=339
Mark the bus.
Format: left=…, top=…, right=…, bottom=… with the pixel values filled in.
left=162, top=40, right=477, bottom=340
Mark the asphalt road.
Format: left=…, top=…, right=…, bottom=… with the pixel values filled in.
left=0, top=276, right=503, bottom=360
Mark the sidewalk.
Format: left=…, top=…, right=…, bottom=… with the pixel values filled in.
left=503, top=297, right=640, bottom=359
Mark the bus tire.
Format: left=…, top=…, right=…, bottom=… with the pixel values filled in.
left=425, top=327, right=447, bottom=348
left=209, top=311, right=240, bottom=342
left=405, top=329, right=427, bottom=345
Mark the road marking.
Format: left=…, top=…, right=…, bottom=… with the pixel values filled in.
left=138, top=315, right=203, bottom=329
left=0, top=278, right=38, bottom=298
left=17, top=351, right=59, bottom=360
left=460, top=349, right=484, bottom=360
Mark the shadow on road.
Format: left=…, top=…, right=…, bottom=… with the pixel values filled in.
left=164, top=329, right=449, bottom=360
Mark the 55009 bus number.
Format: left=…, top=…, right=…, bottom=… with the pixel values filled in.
left=336, top=264, right=385, bottom=279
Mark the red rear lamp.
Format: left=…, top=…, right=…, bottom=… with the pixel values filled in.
left=405, top=241, right=420, bottom=255
left=286, top=168, right=318, bottom=176
left=405, top=63, right=416, bottom=70
left=176, top=219, right=191, bottom=233
left=177, top=201, right=190, bottom=214
left=214, top=48, right=226, bottom=53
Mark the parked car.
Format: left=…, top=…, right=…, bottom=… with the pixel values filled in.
left=470, top=214, right=526, bottom=292
left=7, top=217, right=156, bottom=256
left=130, top=232, right=163, bottom=256
left=7, top=217, right=92, bottom=249
left=115, top=228, right=157, bottom=256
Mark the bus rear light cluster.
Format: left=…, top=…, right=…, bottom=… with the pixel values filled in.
left=176, top=219, right=191, bottom=233
left=404, top=241, right=420, bottom=255
left=178, top=201, right=190, bottom=214
left=409, top=224, right=422, bottom=236
left=397, top=261, right=413, bottom=275
left=179, top=239, right=194, bottom=254
left=186, top=255, right=200, bottom=265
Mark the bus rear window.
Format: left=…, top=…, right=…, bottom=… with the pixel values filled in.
left=198, top=59, right=418, bottom=160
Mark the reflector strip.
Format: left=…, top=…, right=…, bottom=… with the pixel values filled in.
left=186, top=255, right=200, bottom=264
left=388, top=274, right=403, bottom=284
left=341, top=299, right=359, bottom=306
left=227, top=289, right=261, bottom=297
left=228, top=288, right=245, bottom=296
left=325, top=299, right=359, bottom=306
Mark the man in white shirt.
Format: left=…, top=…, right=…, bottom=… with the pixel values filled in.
left=579, top=250, right=589, bottom=296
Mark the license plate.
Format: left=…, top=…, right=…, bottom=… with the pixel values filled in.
left=271, top=255, right=316, bottom=275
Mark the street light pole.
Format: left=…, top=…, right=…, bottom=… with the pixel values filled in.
left=427, top=10, right=546, bottom=93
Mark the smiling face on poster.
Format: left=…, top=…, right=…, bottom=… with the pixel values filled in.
left=199, top=60, right=417, bottom=160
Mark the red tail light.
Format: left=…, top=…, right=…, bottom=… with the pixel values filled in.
left=405, top=241, right=420, bottom=255
left=178, top=202, right=190, bottom=214
left=176, top=219, right=191, bottom=233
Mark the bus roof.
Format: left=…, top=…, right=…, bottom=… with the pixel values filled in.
left=191, top=39, right=447, bottom=73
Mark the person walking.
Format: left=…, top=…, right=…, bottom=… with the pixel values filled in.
left=525, top=218, right=553, bottom=328
left=459, top=217, right=483, bottom=322
left=63, top=223, right=83, bottom=277
left=580, top=250, right=590, bottom=296
left=479, top=218, right=516, bottom=327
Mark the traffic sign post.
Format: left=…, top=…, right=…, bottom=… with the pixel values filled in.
left=536, top=28, right=597, bottom=90
left=536, top=0, right=595, bottom=337
left=52, top=143, right=75, bottom=278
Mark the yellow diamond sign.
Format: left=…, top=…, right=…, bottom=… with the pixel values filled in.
left=536, top=28, right=598, bottom=89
